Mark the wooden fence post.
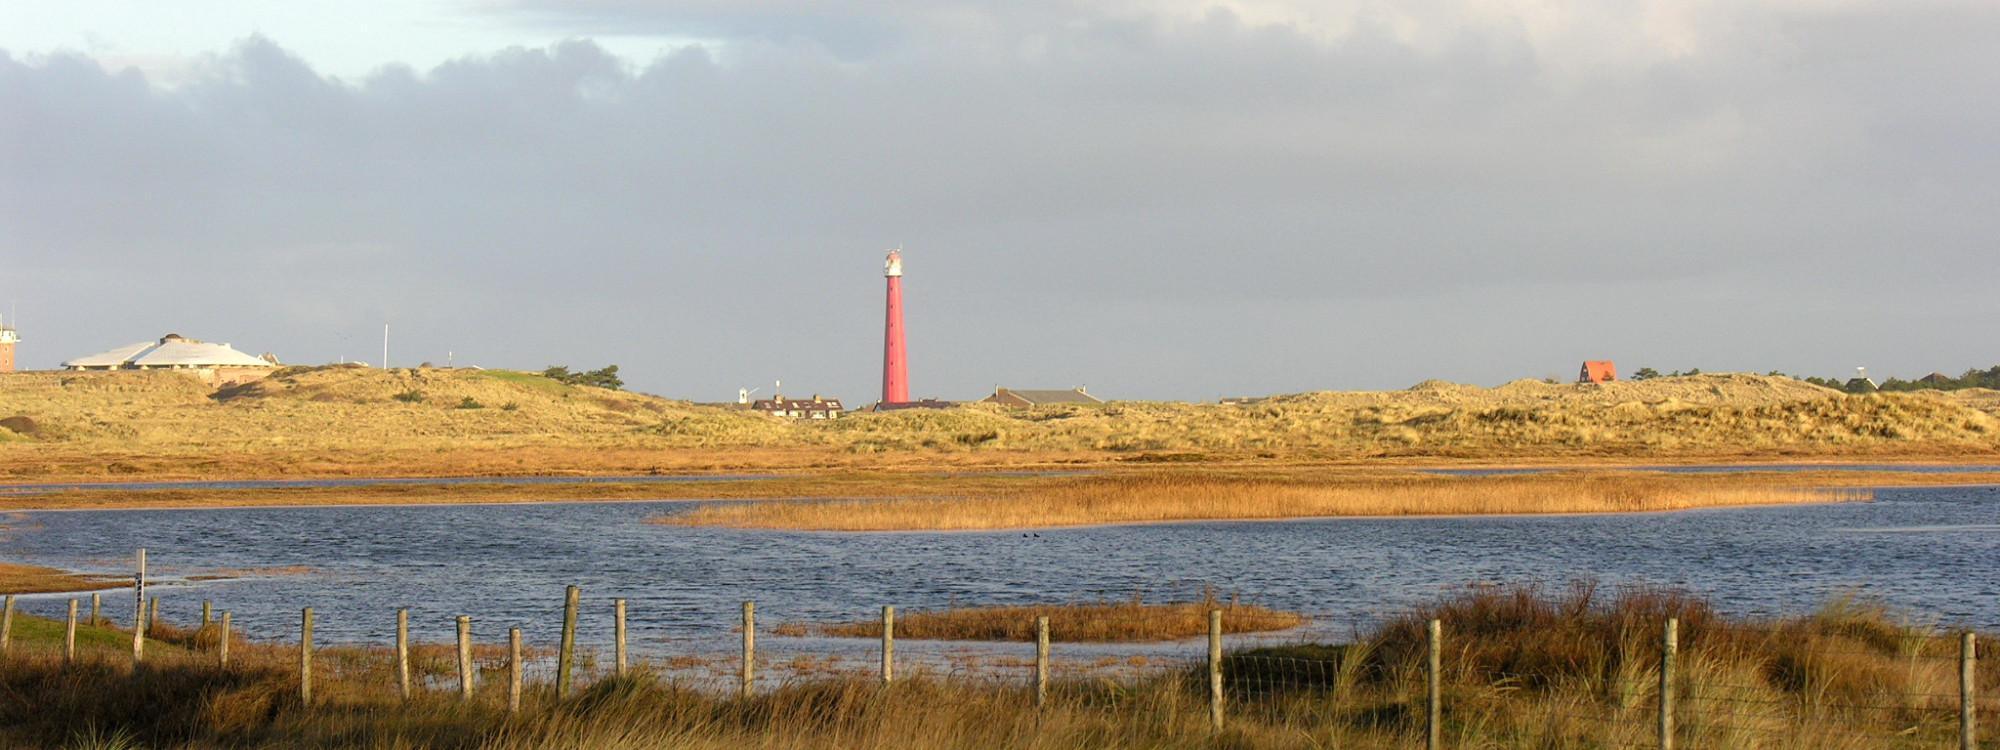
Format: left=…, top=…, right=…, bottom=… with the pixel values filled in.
left=557, top=586, right=579, bottom=698
left=1209, top=609, right=1225, bottom=732
left=508, top=628, right=523, bottom=714
left=219, top=612, right=231, bottom=667
left=132, top=548, right=146, bottom=663
left=1, top=595, right=14, bottom=654
left=1036, top=616, right=1050, bottom=709
left=148, top=597, right=158, bottom=631
left=457, top=615, right=474, bottom=702
left=881, top=605, right=895, bottom=684
left=65, top=599, right=79, bottom=663
left=741, top=601, right=756, bottom=699
left=90, top=593, right=101, bottom=626
left=1963, top=632, right=1977, bottom=750
left=201, top=600, right=212, bottom=628
left=1427, top=618, right=1442, bottom=750
left=614, top=598, right=628, bottom=677
left=1660, top=618, right=1677, bottom=750
left=300, top=607, right=315, bottom=705
left=396, top=609, right=411, bottom=700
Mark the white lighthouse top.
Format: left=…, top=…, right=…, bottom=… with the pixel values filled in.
left=884, top=249, right=903, bottom=277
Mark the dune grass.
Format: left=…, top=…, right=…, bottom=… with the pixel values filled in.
left=4, top=368, right=1999, bottom=484
left=794, top=593, right=1305, bottom=641
left=0, top=586, right=1990, bottom=749
left=662, top=472, right=1872, bottom=531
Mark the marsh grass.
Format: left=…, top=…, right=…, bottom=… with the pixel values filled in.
left=801, top=592, right=1305, bottom=641
left=665, top=472, right=1872, bottom=531
left=0, top=562, right=128, bottom=594
left=2, top=586, right=1991, bottom=749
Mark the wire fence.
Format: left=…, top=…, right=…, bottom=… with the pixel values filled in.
left=2, top=588, right=1996, bottom=749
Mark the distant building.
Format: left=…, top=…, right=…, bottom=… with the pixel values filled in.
left=1578, top=361, right=1618, bottom=384
left=1918, top=372, right=1955, bottom=386
left=64, top=333, right=280, bottom=385
left=1846, top=366, right=1879, bottom=393
left=983, top=387, right=1103, bottom=407
left=0, top=314, right=16, bottom=373
left=751, top=394, right=843, bottom=420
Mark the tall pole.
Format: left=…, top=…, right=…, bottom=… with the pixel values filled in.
left=1660, top=618, right=1678, bottom=750
left=881, top=250, right=909, bottom=404
left=132, top=548, right=146, bottom=662
left=1427, top=619, right=1442, bottom=750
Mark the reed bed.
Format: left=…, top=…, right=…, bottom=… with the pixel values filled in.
left=663, top=473, right=1872, bottom=531
left=0, top=562, right=128, bottom=594
left=798, top=594, right=1305, bottom=641
left=0, top=586, right=1990, bottom=749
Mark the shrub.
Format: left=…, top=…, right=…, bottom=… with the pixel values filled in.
left=457, top=397, right=483, bottom=410
left=542, top=365, right=625, bottom=391
left=0, top=415, right=37, bottom=436
left=501, top=402, right=520, bottom=412
left=392, top=390, right=426, bottom=404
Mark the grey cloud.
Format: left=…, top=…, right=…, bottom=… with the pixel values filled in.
left=2, top=3, right=1996, bottom=401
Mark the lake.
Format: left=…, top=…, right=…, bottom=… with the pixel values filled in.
left=2, top=484, right=1995, bottom=675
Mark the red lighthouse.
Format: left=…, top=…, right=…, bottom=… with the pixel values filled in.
left=881, top=249, right=910, bottom=404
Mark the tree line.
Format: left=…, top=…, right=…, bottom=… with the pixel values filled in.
left=1629, top=365, right=2000, bottom=394
left=542, top=365, right=624, bottom=390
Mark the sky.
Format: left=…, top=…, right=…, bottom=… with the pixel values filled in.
left=2, top=1, right=1995, bottom=402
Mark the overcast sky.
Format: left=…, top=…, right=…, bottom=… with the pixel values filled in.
left=3, top=1, right=1995, bottom=402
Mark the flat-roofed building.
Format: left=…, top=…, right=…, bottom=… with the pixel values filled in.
left=983, top=387, right=1104, bottom=407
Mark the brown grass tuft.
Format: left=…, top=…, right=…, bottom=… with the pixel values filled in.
left=806, top=594, right=1305, bottom=641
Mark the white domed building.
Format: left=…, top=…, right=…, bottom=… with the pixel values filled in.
left=64, top=333, right=280, bottom=385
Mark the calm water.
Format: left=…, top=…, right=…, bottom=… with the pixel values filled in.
left=2, top=485, right=1996, bottom=667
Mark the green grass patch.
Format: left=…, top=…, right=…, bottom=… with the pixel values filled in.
left=475, top=369, right=573, bottom=396
left=7, top=614, right=190, bottom=654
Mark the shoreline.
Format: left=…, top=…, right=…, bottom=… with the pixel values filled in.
left=5, top=453, right=2000, bottom=489
left=3, top=463, right=1996, bottom=516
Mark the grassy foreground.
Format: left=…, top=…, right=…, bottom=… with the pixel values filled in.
left=0, top=586, right=1992, bottom=749
left=662, top=472, right=1873, bottom=531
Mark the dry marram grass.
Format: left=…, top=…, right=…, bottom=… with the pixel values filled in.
left=664, top=473, right=1871, bottom=531
left=3, top=367, right=1999, bottom=481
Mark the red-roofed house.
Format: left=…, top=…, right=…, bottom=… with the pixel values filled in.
left=1578, top=361, right=1618, bottom=384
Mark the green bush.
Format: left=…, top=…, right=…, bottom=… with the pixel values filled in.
left=457, top=397, right=483, bottom=410
left=392, top=390, right=426, bottom=404
left=542, top=365, right=624, bottom=391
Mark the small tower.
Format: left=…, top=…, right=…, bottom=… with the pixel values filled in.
left=0, top=313, right=16, bottom=373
